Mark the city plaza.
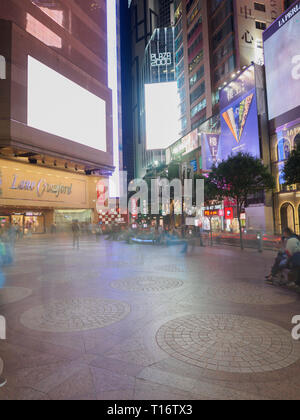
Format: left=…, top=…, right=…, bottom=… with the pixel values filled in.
left=0, top=235, right=299, bottom=400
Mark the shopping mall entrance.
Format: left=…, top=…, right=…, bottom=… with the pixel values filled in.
left=54, top=209, right=93, bottom=232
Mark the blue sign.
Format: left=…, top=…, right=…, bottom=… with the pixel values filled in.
left=190, top=159, right=197, bottom=172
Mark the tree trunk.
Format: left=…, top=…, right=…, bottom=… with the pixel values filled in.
left=209, top=205, right=213, bottom=246
left=237, top=206, right=244, bottom=251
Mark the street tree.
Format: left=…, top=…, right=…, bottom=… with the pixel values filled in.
left=209, top=153, right=275, bottom=250
left=283, top=143, right=300, bottom=185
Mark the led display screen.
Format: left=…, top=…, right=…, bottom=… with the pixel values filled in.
left=145, top=82, right=181, bottom=150
left=27, top=56, right=107, bottom=152
left=263, top=3, right=300, bottom=120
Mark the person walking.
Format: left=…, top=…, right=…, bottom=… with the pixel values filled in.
left=71, top=220, right=80, bottom=250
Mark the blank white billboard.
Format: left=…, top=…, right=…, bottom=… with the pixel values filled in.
left=27, top=56, right=107, bottom=152
left=145, top=82, right=181, bottom=150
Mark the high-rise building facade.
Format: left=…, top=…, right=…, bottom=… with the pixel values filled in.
left=141, top=26, right=177, bottom=170
left=129, top=0, right=175, bottom=178
left=174, top=0, right=285, bottom=136
left=0, top=0, right=120, bottom=232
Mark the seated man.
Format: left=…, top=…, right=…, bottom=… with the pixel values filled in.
left=267, top=228, right=300, bottom=286
left=284, top=228, right=300, bottom=286
left=265, top=237, right=288, bottom=285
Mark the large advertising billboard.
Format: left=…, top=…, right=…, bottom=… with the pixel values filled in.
left=201, top=66, right=260, bottom=170
left=27, top=56, right=107, bottom=152
left=145, top=82, right=181, bottom=150
left=263, top=2, right=300, bottom=121
left=219, top=66, right=260, bottom=162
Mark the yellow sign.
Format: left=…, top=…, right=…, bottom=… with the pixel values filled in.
left=0, top=159, right=88, bottom=207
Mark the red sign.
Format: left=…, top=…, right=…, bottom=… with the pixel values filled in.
left=224, top=207, right=234, bottom=220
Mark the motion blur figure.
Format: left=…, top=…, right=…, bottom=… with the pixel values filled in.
left=71, top=220, right=80, bottom=250
left=0, top=236, right=6, bottom=288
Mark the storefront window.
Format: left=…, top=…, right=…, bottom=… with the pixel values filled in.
left=277, top=138, right=291, bottom=161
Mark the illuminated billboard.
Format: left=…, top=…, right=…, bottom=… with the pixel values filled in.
left=219, top=66, right=260, bottom=160
left=27, top=56, right=107, bottom=152
left=145, top=82, right=181, bottom=150
left=201, top=66, right=260, bottom=170
left=166, top=128, right=199, bottom=164
left=263, top=2, right=300, bottom=121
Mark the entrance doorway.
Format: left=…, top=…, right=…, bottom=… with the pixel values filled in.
left=280, top=203, right=295, bottom=233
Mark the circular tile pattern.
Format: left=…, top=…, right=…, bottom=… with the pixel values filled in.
left=37, top=270, right=101, bottom=284
left=156, top=314, right=300, bottom=373
left=110, top=275, right=184, bottom=292
left=208, top=283, right=296, bottom=305
left=155, top=264, right=186, bottom=273
left=20, top=297, right=131, bottom=332
left=0, top=287, right=32, bottom=305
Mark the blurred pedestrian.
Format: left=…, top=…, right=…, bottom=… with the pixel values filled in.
left=0, top=237, right=6, bottom=288
left=95, top=224, right=102, bottom=242
left=71, top=220, right=80, bottom=250
left=50, top=222, right=57, bottom=234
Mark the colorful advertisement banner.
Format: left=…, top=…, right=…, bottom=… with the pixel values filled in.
left=263, top=3, right=300, bottom=120
left=220, top=85, right=260, bottom=162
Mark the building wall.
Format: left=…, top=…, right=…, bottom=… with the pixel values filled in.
left=0, top=0, right=113, bottom=171
left=270, top=121, right=300, bottom=234
left=174, top=0, right=284, bottom=137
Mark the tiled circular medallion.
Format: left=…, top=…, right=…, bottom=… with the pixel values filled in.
left=20, top=298, right=130, bottom=332
left=156, top=314, right=300, bottom=373
left=110, top=276, right=183, bottom=292
left=37, top=270, right=100, bottom=284
left=208, top=283, right=296, bottom=305
left=0, top=287, right=32, bottom=305
left=155, top=264, right=186, bottom=273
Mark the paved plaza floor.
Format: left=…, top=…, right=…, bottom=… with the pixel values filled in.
left=0, top=235, right=300, bottom=400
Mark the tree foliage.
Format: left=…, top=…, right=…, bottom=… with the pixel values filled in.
left=208, top=153, right=275, bottom=249
left=283, top=144, right=300, bottom=185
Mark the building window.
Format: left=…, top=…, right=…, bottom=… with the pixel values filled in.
left=214, top=54, right=235, bottom=83
left=255, top=20, right=267, bottom=30
left=177, top=74, right=185, bottom=90
left=189, top=65, right=204, bottom=88
left=188, top=34, right=203, bottom=57
left=187, top=17, right=203, bottom=41
left=190, top=81, right=205, bottom=104
left=191, top=98, right=206, bottom=118
left=189, top=50, right=204, bottom=73
left=254, top=2, right=266, bottom=12
left=212, top=16, right=234, bottom=50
